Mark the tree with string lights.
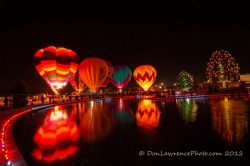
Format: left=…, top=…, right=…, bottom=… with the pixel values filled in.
left=176, top=71, right=194, bottom=91
left=206, top=50, right=240, bottom=87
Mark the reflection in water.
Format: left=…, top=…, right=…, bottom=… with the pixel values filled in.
left=115, top=98, right=134, bottom=126
left=80, top=101, right=114, bottom=143
left=32, top=106, right=79, bottom=163
left=136, top=99, right=160, bottom=129
left=211, top=98, right=248, bottom=144
left=176, top=98, right=198, bottom=123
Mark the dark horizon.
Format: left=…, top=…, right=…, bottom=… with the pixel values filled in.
left=1, top=0, right=250, bottom=95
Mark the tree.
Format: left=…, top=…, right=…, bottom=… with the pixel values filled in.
left=9, top=79, right=29, bottom=108
left=176, top=71, right=194, bottom=91
left=206, top=50, right=240, bottom=87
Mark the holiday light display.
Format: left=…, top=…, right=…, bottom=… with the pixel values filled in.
left=78, top=58, right=109, bottom=92
left=176, top=70, right=194, bottom=91
left=34, top=46, right=78, bottom=94
left=133, top=65, right=157, bottom=91
left=206, top=50, right=240, bottom=87
left=111, top=65, right=132, bottom=91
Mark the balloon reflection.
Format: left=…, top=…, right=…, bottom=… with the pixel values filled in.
left=136, top=99, right=160, bottom=129
left=176, top=98, right=198, bottom=123
left=80, top=101, right=114, bottom=143
left=211, top=99, right=248, bottom=144
left=115, top=98, right=134, bottom=126
left=32, top=106, right=79, bottom=163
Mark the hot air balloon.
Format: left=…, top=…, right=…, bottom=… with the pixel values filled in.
left=34, top=46, right=78, bottom=94
left=70, top=69, right=86, bottom=94
left=100, top=60, right=114, bottom=88
left=136, top=99, right=160, bottom=129
left=133, top=65, right=157, bottom=91
left=78, top=58, right=109, bottom=92
left=111, top=65, right=132, bottom=91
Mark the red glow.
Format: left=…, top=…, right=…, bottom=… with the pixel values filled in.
left=80, top=102, right=114, bottom=143
left=32, top=106, right=79, bottom=162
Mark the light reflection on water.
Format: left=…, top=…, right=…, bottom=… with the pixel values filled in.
left=13, top=98, right=250, bottom=165
left=31, top=106, right=80, bottom=163
left=176, top=98, right=198, bottom=123
left=210, top=97, right=249, bottom=144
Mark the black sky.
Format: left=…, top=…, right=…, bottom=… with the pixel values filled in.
left=0, top=0, right=250, bottom=94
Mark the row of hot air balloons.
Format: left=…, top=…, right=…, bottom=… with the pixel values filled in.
left=34, top=46, right=157, bottom=94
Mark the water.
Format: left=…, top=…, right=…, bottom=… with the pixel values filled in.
left=13, top=98, right=250, bottom=165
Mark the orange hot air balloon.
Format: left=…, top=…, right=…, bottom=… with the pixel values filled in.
left=78, top=58, right=109, bottom=92
left=133, top=65, right=157, bottom=91
left=34, top=46, right=78, bottom=94
left=100, top=60, right=114, bottom=87
left=70, top=69, right=86, bottom=93
left=136, top=99, right=160, bottom=129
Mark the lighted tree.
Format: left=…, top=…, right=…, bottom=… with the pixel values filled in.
left=206, top=50, right=240, bottom=87
left=176, top=71, right=194, bottom=91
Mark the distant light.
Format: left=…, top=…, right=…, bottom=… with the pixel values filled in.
left=224, top=97, right=228, bottom=102
left=7, top=160, right=11, bottom=166
left=90, top=100, right=94, bottom=108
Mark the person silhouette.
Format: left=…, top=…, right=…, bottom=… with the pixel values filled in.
left=41, top=95, right=45, bottom=105
left=4, top=97, right=8, bottom=107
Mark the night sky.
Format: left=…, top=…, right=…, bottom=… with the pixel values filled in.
left=0, top=0, right=250, bottom=95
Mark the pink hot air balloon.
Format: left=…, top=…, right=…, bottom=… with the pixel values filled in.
left=111, top=65, right=132, bottom=91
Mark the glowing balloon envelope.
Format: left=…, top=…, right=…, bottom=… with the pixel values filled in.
left=100, top=60, right=114, bottom=87
left=34, top=46, right=78, bottom=94
left=111, top=65, right=132, bottom=90
left=79, top=58, right=109, bottom=92
left=133, top=65, right=157, bottom=91
left=70, top=69, right=86, bottom=93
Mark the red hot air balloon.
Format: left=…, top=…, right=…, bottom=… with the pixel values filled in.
left=133, top=65, right=157, bottom=91
left=78, top=58, right=109, bottom=92
left=70, top=69, right=86, bottom=94
left=100, top=60, right=114, bottom=88
left=34, top=46, right=78, bottom=94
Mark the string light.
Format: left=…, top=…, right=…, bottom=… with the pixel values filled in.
left=176, top=71, right=194, bottom=91
left=206, top=50, right=240, bottom=84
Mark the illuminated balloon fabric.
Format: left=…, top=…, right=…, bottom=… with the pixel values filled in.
left=101, top=60, right=114, bottom=87
left=79, top=58, right=109, bottom=91
left=111, top=65, right=132, bottom=89
left=70, top=69, right=86, bottom=93
left=136, top=99, right=160, bottom=128
left=133, top=65, right=157, bottom=91
left=34, top=46, right=78, bottom=94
